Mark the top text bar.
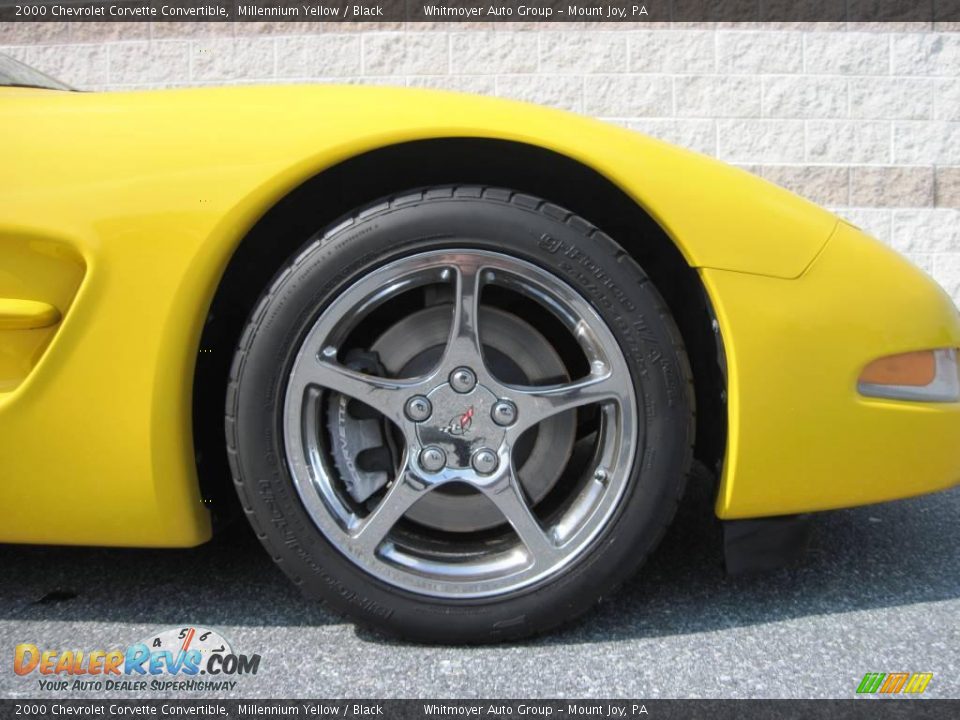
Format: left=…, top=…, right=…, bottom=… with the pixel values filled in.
left=1, top=0, right=959, bottom=23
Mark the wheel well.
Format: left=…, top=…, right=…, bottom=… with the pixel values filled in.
left=193, top=138, right=726, bottom=525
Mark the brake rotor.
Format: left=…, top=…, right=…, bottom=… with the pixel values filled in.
left=373, top=305, right=577, bottom=533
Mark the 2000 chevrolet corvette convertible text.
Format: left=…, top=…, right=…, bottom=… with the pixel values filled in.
left=2, top=55, right=959, bottom=642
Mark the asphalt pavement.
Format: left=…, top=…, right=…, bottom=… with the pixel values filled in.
left=2, top=472, right=958, bottom=699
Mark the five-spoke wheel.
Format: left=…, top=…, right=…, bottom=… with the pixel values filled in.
left=284, top=250, right=636, bottom=597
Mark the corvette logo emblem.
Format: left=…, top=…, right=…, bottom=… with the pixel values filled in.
left=441, top=406, right=474, bottom=436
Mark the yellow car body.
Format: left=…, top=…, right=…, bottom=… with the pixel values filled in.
left=2, top=84, right=959, bottom=548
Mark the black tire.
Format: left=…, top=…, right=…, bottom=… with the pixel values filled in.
left=226, top=186, right=694, bottom=643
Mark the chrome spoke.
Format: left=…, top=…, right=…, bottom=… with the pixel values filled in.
left=483, top=470, right=560, bottom=566
left=442, top=260, right=485, bottom=366
left=348, top=469, right=430, bottom=557
left=508, top=370, right=623, bottom=435
left=293, top=357, right=420, bottom=424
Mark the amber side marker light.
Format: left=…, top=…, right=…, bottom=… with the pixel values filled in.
left=858, top=349, right=960, bottom=403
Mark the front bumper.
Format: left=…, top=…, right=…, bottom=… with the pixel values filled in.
left=702, top=221, right=960, bottom=519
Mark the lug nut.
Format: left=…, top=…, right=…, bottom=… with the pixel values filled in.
left=471, top=448, right=499, bottom=475
left=491, top=400, right=517, bottom=427
left=404, top=395, right=432, bottom=422
left=449, top=367, right=477, bottom=394
left=419, top=446, right=447, bottom=473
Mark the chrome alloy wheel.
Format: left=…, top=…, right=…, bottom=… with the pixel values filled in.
left=283, top=249, right=639, bottom=598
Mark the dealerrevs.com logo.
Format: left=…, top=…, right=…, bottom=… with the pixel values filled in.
left=13, top=626, right=261, bottom=693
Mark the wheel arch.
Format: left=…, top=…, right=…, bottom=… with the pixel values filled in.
left=194, top=138, right=727, bottom=524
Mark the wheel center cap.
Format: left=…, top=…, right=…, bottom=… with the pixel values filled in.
left=416, top=383, right=504, bottom=469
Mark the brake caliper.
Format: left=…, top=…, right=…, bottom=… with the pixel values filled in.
left=325, top=350, right=395, bottom=504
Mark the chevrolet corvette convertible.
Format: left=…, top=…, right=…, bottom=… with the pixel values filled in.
left=3, top=55, right=960, bottom=642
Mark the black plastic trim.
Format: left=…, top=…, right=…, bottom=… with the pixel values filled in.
left=723, top=514, right=813, bottom=575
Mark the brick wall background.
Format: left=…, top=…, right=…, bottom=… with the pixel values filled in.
left=2, top=21, right=958, bottom=303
